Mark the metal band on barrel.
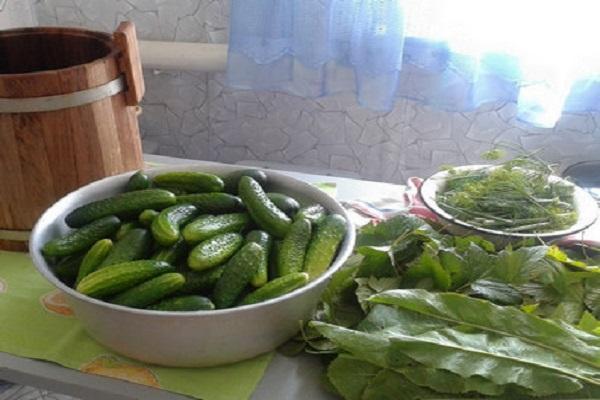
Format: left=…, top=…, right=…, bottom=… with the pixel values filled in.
left=0, top=76, right=125, bottom=113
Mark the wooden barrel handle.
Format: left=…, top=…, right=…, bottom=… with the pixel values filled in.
left=114, top=21, right=145, bottom=106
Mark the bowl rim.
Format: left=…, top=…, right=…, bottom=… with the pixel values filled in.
left=29, top=163, right=356, bottom=318
left=419, top=164, right=599, bottom=238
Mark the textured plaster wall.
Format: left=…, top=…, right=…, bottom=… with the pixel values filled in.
left=33, top=0, right=600, bottom=182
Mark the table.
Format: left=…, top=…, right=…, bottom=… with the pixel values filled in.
left=0, top=155, right=406, bottom=400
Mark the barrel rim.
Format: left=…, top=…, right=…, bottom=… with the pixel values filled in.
left=0, top=26, right=120, bottom=79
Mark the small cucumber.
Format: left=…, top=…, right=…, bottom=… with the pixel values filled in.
left=295, top=204, right=327, bottom=225
left=139, top=209, right=159, bottom=227
left=158, top=186, right=188, bottom=196
left=76, top=260, right=174, bottom=298
left=213, top=242, right=263, bottom=308
left=110, top=272, right=185, bottom=308
left=238, top=176, right=291, bottom=238
left=151, top=238, right=188, bottom=265
left=42, top=215, right=121, bottom=257
left=224, top=169, right=268, bottom=193
left=76, top=239, right=113, bottom=285
left=268, top=240, right=282, bottom=280
left=183, top=213, right=251, bottom=244
left=65, top=189, right=176, bottom=228
left=176, top=193, right=245, bottom=213
left=153, top=172, right=224, bottom=193
left=126, top=170, right=151, bottom=191
left=246, top=230, right=273, bottom=288
left=147, top=295, right=215, bottom=311
left=267, top=193, right=300, bottom=218
left=187, top=233, right=244, bottom=271
left=115, top=221, right=140, bottom=241
left=53, top=253, right=85, bottom=286
left=151, top=204, right=198, bottom=246
left=278, top=218, right=312, bottom=277
left=304, top=214, right=347, bottom=280
left=240, top=272, right=309, bottom=305
left=177, top=265, right=225, bottom=294
left=98, top=228, right=152, bottom=269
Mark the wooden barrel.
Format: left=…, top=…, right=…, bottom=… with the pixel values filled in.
left=0, top=22, right=145, bottom=251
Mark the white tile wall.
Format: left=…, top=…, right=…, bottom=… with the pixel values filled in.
left=32, top=0, right=600, bottom=183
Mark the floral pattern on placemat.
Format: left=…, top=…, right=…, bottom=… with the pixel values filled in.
left=80, top=355, right=160, bottom=388
left=40, top=290, right=73, bottom=317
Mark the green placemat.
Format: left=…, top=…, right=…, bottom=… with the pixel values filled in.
left=0, top=251, right=272, bottom=400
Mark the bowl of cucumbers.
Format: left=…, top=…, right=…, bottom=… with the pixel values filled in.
left=29, top=163, right=355, bottom=367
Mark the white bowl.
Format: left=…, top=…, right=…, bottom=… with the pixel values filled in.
left=420, top=165, right=598, bottom=244
left=29, top=163, right=355, bottom=367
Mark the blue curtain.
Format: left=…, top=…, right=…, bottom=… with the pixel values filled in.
left=227, top=0, right=600, bottom=128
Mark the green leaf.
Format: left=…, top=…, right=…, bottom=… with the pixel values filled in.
left=492, top=246, right=551, bottom=284
left=313, top=318, right=587, bottom=396
left=320, top=257, right=363, bottom=327
left=327, top=355, right=380, bottom=400
left=370, top=290, right=600, bottom=369
left=585, top=276, right=600, bottom=318
left=404, top=244, right=451, bottom=291
left=361, top=369, right=450, bottom=400
left=578, top=311, right=600, bottom=336
left=468, top=279, right=523, bottom=306
left=355, top=246, right=397, bottom=278
left=458, top=242, right=497, bottom=285
left=387, top=332, right=584, bottom=396
left=356, top=214, right=430, bottom=247
left=355, top=277, right=401, bottom=313
left=547, top=245, right=590, bottom=269
left=400, top=365, right=504, bottom=396
left=454, top=234, right=496, bottom=253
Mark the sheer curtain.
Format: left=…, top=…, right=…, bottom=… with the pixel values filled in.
left=227, top=0, right=600, bottom=128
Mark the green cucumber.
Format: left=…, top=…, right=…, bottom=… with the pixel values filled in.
left=239, top=272, right=309, bottom=305
left=246, top=230, right=273, bottom=288
left=278, top=218, right=312, bottom=277
left=110, top=272, right=185, bottom=308
left=76, top=239, right=113, bottom=285
left=213, top=242, right=263, bottom=308
left=115, top=221, right=140, bottom=241
left=53, top=253, right=85, bottom=286
left=151, top=204, right=198, bottom=246
left=126, top=170, right=151, bottom=191
left=65, top=189, right=176, bottom=228
left=183, top=213, right=251, bottom=244
left=238, top=176, right=291, bottom=238
left=177, top=265, right=225, bottom=294
left=224, top=169, right=268, bottom=193
left=76, top=260, right=175, bottom=298
left=151, top=238, right=188, bottom=265
left=147, top=295, right=215, bottom=311
left=187, top=233, right=244, bottom=271
left=42, top=215, right=121, bottom=257
left=269, top=240, right=282, bottom=280
left=295, top=204, right=327, bottom=225
left=267, top=193, right=300, bottom=218
left=176, top=193, right=245, bottom=213
left=139, top=209, right=159, bottom=227
left=158, top=187, right=188, bottom=196
left=153, top=172, right=224, bottom=193
left=98, top=228, right=152, bottom=269
left=304, top=214, right=347, bottom=280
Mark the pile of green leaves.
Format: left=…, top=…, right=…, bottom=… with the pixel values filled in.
left=298, top=214, right=600, bottom=399
left=436, top=153, right=577, bottom=233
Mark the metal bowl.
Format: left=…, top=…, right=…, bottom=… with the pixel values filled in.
left=420, top=165, right=598, bottom=245
left=29, top=163, right=355, bottom=367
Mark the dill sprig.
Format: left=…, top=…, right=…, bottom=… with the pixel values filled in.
left=436, top=149, right=577, bottom=233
